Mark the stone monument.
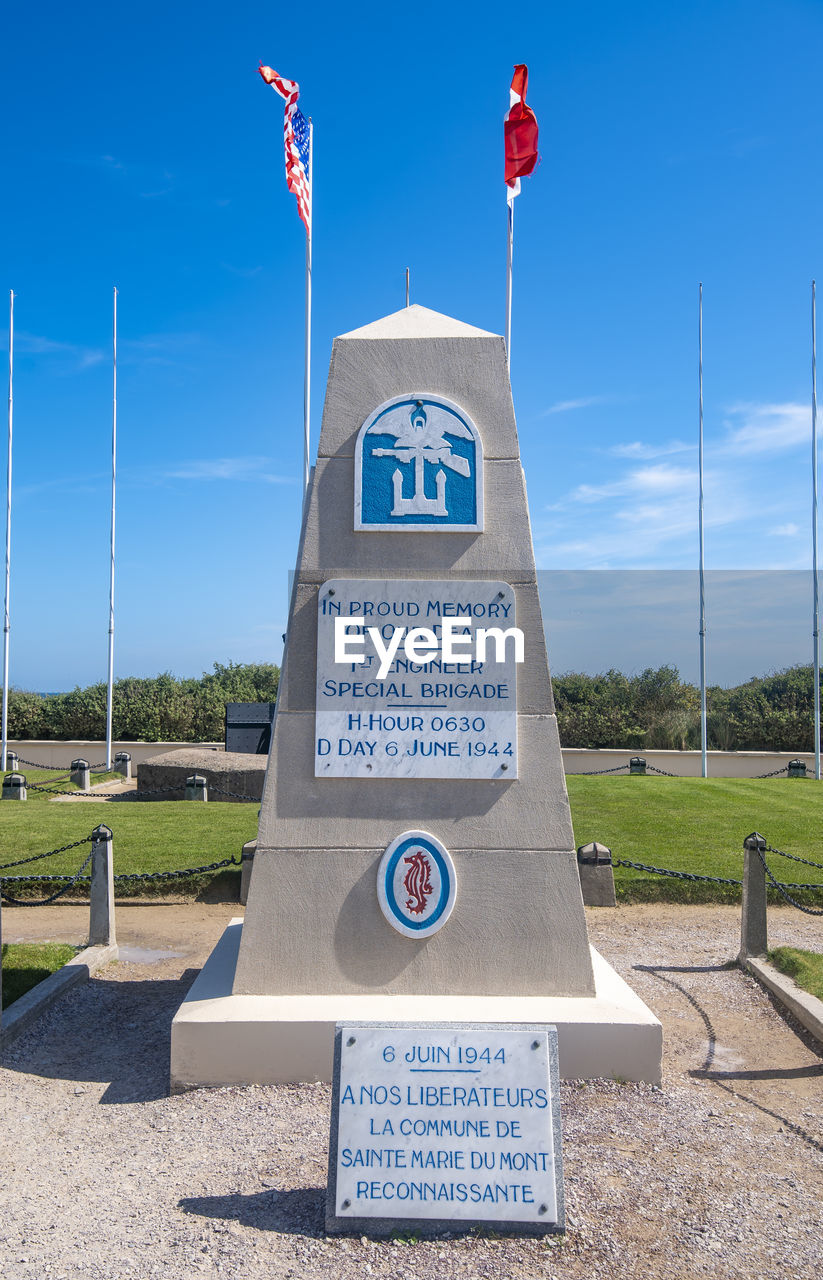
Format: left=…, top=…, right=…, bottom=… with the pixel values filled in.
left=170, top=304, right=661, bottom=1090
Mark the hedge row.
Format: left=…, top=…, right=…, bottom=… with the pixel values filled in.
left=3, top=661, right=818, bottom=751
left=4, top=662, right=280, bottom=742
left=553, top=663, right=820, bottom=751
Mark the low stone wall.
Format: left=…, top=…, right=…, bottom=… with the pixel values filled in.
left=7, top=741, right=816, bottom=780
left=562, top=749, right=816, bottom=778
left=6, top=741, right=223, bottom=768
left=137, top=749, right=266, bottom=802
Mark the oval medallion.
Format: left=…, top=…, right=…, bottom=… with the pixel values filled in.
left=376, top=830, right=457, bottom=938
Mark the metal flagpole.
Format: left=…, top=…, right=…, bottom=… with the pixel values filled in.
left=302, top=120, right=313, bottom=501
left=2, top=290, right=13, bottom=772
left=505, top=198, right=514, bottom=368
left=105, top=287, right=117, bottom=771
left=405, top=267, right=410, bottom=308
left=698, top=283, right=708, bottom=779
left=813, top=280, right=820, bottom=780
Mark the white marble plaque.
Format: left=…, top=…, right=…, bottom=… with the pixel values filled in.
left=315, top=579, right=519, bottom=778
left=327, top=1022, right=563, bottom=1233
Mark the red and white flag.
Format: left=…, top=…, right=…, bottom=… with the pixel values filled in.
left=259, top=64, right=311, bottom=232
left=504, top=64, right=539, bottom=204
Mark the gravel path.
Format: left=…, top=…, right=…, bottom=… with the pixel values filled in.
left=0, top=903, right=821, bottom=1279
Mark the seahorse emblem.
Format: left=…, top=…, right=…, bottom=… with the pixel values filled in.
left=403, top=849, right=433, bottom=916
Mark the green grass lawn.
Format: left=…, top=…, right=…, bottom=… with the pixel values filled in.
left=2, top=770, right=823, bottom=903
left=567, top=776, right=823, bottom=903
left=769, top=946, right=823, bottom=1000
left=1, top=942, right=79, bottom=1008
left=1, top=768, right=257, bottom=897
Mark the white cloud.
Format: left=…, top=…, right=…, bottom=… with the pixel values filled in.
left=720, top=402, right=810, bottom=456
left=535, top=399, right=817, bottom=570
left=541, top=395, right=609, bottom=416
left=610, top=439, right=692, bottom=460
left=165, top=456, right=295, bottom=485
left=769, top=522, right=800, bottom=537
left=15, top=331, right=104, bottom=371
left=565, top=463, right=695, bottom=505
left=535, top=457, right=750, bottom=568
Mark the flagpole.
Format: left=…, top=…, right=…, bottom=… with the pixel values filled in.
left=405, top=267, right=410, bottom=308
left=105, top=286, right=117, bottom=771
left=812, top=279, right=820, bottom=781
left=2, top=290, right=13, bottom=773
left=302, top=119, right=313, bottom=501
left=505, top=198, right=514, bottom=368
left=698, top=282, right=707, bottom=779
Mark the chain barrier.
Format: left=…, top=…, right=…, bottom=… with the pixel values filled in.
left=110, top=855, right=241, bottom=884
left=612, top=856, right=743, bottom=886
left=572, top=761, right=683, bottom=778
left=613, top=853, right=823, bottom=893
left=28, top=782, right=93, bottom=798
left=130, top=784, right=260, bottom=801
left=14, top=756, right=107, bottom=771
left=765, top=843, right=823, bottom=872
left=574, top=764, right=631, bottom=776
left=571, top=760, right=807, bottom=780
left=756, top=848, right=823, bottom=916
left=0, top=834, right=93, bottom=872
left=26, top=779, right=139, bottom=799
left=0, top=850, right=94, bottom=906
left=0, top=853, right=241, bottom=900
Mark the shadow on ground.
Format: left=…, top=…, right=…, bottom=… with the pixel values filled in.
left=179, top=1187, right=326, bottom=1237
left=0, top=969, right=201, bottom=1103
left=636, top=960, right=823, bottom=1154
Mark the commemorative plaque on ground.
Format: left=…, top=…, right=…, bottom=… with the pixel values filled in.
left=326, top=1022, right=564, bottom=1236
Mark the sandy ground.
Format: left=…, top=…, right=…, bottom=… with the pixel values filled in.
left=0, top=902, right=821, bottom=1280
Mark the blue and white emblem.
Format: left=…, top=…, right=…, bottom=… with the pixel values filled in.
left=376, top=830, right=457, bottom=939
left=355, top=394, right=483, bottom=531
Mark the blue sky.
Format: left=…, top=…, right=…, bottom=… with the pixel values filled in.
left=2, top=0, right=822, bottom=689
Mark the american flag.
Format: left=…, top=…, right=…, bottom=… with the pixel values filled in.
left=259, top=65, right=311, bottom=233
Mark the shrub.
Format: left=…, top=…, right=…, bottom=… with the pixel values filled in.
left=554, top=663, right=816, bottom=752
left=3, top=662, right=280, bottom=742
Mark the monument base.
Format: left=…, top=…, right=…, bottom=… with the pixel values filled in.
left=170, top=921, right=662, bottom=1091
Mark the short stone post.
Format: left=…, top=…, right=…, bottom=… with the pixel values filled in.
left=788, top=758, right=807, bottom=778
left=71, top=758, right=91, bottom=790
left=4, top=750, right=19, bottom=770
left=576, top=842, right=617, bottom=907
left=239, top=840, right=256, bottom=905
left=114, top=751, right=132, bottom=779
left=739, top=831, right=767, bottom=962
left=185, top=774, right=208, bottom=801
left=2, top=772, right=27, bottom=801
left=89, top=824, right=116, bottom=947
left=629, top=756, right=647, bottom=775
